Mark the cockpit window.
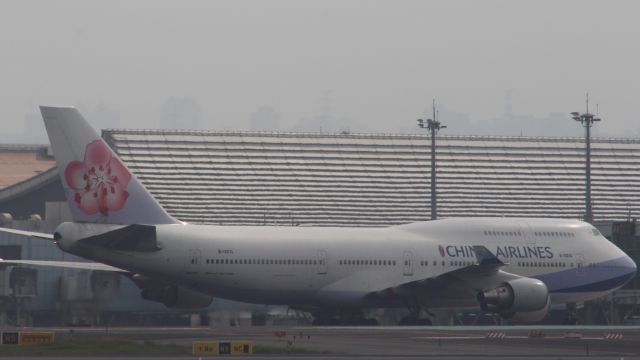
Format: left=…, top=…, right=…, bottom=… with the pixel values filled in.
left=591, top=228, right=600, bottom=236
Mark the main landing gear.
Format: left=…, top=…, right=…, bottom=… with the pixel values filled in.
left=562, top=303, right=579, bottom=325
left=398, top=300, right=433, bottom=326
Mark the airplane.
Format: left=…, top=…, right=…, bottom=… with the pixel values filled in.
left=0, top=106, right=636, bottom=325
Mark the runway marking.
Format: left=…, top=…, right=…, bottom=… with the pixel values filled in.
left=412, top=336, right=485, bottom=340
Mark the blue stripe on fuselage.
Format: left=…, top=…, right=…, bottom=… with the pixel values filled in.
left=534, top=256, right=636, bottom=293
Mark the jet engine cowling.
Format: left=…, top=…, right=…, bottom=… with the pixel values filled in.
left=477, top=277, right=549, bottom=321
left=141, top=285, right=213, bottom=309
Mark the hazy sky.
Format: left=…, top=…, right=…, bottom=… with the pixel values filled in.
left=1, top=0, right=639, bottom=141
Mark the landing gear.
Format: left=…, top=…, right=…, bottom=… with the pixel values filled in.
left=398, top=299, right=433, bottom=326
left=562, top=303, right=579, bottom=325
left=311, top=308, right=379, bottom=326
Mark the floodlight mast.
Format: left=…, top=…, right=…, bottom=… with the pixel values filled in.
left=571, top=94, right=601, bottom=224
left=417, top=99, right=446, bottom=220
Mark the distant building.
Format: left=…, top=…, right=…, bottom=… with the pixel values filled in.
left=249, top=106, right=280, bottom=132
left=0, top=145, right=63, bottom=219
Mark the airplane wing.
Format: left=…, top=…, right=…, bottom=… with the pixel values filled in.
left=0, top=259, right=128, bottom=273
left=368, top=246, right=521, bottom=307
left=0, top=227, right=54, bottom=240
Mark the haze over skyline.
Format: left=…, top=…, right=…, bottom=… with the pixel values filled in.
left=1, top=0, right=638, bottom=143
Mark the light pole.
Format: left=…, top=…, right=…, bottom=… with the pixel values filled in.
left=418, top=100, right=446, bottom=220
left=571, top=95, right=601, bottom=224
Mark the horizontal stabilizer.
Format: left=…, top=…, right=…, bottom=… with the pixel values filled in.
left=0, top=227, right=54, bottom=241
left=79, top=224, right=159, bottom=252
left=0, top=259, right=125, bottom=272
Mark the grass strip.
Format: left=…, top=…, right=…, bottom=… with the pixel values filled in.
left=0, top=337, right=188, bottom=357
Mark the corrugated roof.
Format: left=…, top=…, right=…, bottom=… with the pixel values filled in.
left=97, top=130, right=640, bottom=226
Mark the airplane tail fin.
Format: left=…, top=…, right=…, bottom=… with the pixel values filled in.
left=40, top=106, right=178, bottom=225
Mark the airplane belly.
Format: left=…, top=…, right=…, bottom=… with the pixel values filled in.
left=550, top=291, right=611, bottom=304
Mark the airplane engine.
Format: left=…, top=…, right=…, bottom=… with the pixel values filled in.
left=477, top=277, right=550, bottom=321
left=141, top=285, right=213, bottom=309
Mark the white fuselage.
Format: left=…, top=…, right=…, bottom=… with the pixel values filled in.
left=59, top=217, right=637, bottom=310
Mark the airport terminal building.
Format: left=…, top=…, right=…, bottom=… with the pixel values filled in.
left=1, top=131, right=639, bottom=325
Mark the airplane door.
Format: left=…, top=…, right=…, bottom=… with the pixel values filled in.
left=518, top=221, right=535, bottom=245
left=403, top=251, right=414, bottom=276
left=317, top=250, right=328, bottom=275
left=575, top=253, right=585, bottom=276
left=185, top=249, right=202, bottom=274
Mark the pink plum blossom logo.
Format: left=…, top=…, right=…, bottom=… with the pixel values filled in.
left=64, top=140, right=132, bottom=216
left=438, top=245, right=445, bottom=258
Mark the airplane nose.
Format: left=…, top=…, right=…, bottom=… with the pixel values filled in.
left=626, top=255, right=638, bottom=275
left=613, top=255, right=638, bottom=289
